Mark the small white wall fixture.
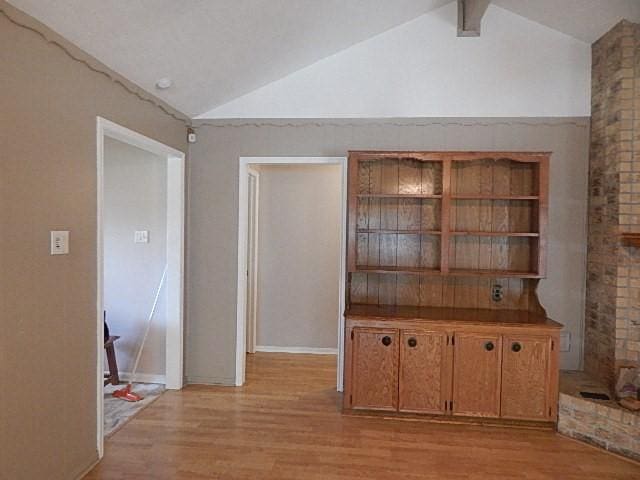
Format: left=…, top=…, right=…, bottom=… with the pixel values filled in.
left=237, top=157, right=348, bottom=390
left=96, top=117, right=185, bottom=458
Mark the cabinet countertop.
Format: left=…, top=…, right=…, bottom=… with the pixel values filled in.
left=345, top=304, right=563, bottom=329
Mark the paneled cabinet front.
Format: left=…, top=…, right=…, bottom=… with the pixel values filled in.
left=399, top=330, right=450, bottom=414
left=500, top=335, right=553, bottom=421
left=345, top=321, right=559, bottom=424
left=451, top=332, right=502, bottom=418
left=350, top=328, right=399, bottom=411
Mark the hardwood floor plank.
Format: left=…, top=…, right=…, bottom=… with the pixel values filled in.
left=86, top=353, right=640, bottom=479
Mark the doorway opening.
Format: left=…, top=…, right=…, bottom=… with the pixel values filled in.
left=96, top=117, right=185, bottom=457
left=237, top=157, right=347, bottom=391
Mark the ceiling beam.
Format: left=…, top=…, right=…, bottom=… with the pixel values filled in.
left=457, top=0, right=491, bottom=37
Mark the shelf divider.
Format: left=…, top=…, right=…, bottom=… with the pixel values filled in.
left=440, top=159, right=452, bottom=275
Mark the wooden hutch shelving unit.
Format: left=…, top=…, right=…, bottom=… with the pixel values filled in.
left=343, top=151, right=562, bottom=425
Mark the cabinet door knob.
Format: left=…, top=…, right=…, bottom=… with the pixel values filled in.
left=381, top=336, right=392, bottom=346
left=485, top=341, right=495, bottom=351
left=512, top=342, right=522, bottom=352
left=408, top=337, right=417, bottom=348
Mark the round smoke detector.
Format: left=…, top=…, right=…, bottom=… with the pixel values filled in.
left=155, top=77, right=173, bottom=90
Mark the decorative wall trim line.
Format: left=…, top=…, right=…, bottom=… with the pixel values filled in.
left=115, top=371, right=167, bottom=384
left=255, top=345, right=339, bottom=355
left=0, top=5, right=189, bottom=124
left=192, top=118, right=590, bottom=130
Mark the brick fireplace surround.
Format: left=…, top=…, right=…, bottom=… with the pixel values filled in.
left=559, top=20, right=640, bottom=461
left=585, top=20, right=640, bottom=386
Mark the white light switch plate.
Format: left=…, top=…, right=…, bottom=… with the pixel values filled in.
left=50, top=231, right=69, bottom=255
left=559, top=331, right=571, bottom=352
left=134, top=230, right=149, bottom=243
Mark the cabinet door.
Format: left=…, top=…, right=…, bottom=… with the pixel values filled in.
left=351, top=328, right=399, bottom=411
left=501, top=335, right=551, bottom=420
left=452, top=332, right=502, bottom=417
left=399, top=330, right=450, bottom=414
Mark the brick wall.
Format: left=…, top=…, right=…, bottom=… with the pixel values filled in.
left=585, top=20, right=640, bottom=386
left=558, top=393, right=640, bottom=461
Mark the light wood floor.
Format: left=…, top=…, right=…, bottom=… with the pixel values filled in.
left=86, top=353, right=640, bottom=479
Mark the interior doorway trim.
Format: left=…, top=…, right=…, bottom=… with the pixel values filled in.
left=245, top=167, right=260, bottom=354
left=96, top=117, right=185, bottom=458
left=237, top=156, right=348, bottom=390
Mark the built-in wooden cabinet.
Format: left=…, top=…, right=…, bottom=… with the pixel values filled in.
left=344, top=151, right=562, bottom=427
left=345, top=319, right=560, bottom=424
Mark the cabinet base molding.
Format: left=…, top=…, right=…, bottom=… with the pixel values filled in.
left=342, top=407, right=556, bottom=431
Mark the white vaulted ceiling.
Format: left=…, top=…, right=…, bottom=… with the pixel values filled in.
left=7, top=0, right=640, bottom=118
left=492, top=0, right=640, bottom=43
left=198, top=3, right=592, bottom=119
left=6, top=0, right=450, bottom=116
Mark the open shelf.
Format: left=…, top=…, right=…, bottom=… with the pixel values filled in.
left=451, top=195, right=538, bottom=200
left=358, top=229, right=441, bottom=235
left=450, top=198, right=539, bottom=234
left=351, top=266, right=541, bottom=278
left=451, top=158, right=540, bottom=197
left=356, top=231, right=441, bottom=270
left=353, top=266, right=441, bottom=276
left=357, top=196, right=442, bottom=234
left=447, top=268, right=542, bottom=278
left=450, top=231, right=539, bottom=237
left=358, top=193, right=443, bottom=199
left=348, top=151, right=548, bottom=287
left=357, top=157, right=443, bottom=196
left=620, top=233, right=640, bottom=247
left=448, top=235, right=537, bottom=273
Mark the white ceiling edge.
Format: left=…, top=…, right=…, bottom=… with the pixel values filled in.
left=197, top=3, right=591, bottom=119
left=493, top=0, right=640, bottom=44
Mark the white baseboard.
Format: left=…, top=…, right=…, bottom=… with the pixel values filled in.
left=73, top=456, right=100, bottom=480
left=113, top=371, right=167, bottom=384
left=185, top=375, right=236, bottom=386
left=255, top=345, right=338, bottom=355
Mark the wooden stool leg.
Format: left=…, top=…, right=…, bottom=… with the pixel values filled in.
left=105, top=344, right=120, bottom=385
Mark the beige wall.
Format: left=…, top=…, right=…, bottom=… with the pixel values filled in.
left=104, top=138, right=167, bottom=378
left=187, top=117, right=590, bottom=384
left=254, top=164, right=342, bottom=350
left=0, top=3, right=187, bottom=479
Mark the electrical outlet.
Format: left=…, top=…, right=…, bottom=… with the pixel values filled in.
left=491, top=284, right=503, bottom=302
left=560, top=331, right=571, bottom=352
left=134, top=230, right=149, bottom=243
left=50, top=231, right=69, bottom=255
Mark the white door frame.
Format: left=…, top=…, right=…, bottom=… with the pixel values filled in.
left=236, top=156, right=348, bottom=390
left=96, top=117, right=185, bottom=457
left=245, top=167, right=260, bottom=354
